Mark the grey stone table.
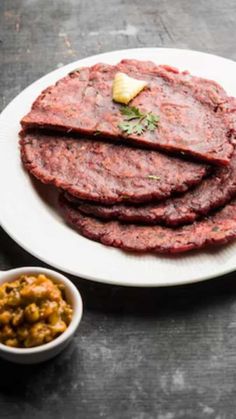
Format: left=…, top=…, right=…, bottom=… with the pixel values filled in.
left=1, top=1, right=236, bottom=418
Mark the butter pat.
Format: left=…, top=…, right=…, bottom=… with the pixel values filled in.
left=112, top=72, right=148, bottom=105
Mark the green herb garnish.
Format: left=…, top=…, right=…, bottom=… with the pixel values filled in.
left=120, top=106, right=144, bottom=120
left=118, top=106, right=160, bottom=136
left=118, top=122, right=135, bottom=135
left=212, top=226, right=220, bottom=232
left=144, top=113, right=160, bottom=132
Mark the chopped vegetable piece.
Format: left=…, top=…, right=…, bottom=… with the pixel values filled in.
left=147, top=175, right=161, bottom=180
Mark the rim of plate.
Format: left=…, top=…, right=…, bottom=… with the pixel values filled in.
left=0, top=47, right=236, bottom=287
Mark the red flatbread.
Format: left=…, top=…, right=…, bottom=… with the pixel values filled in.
left=21, top=59, right=236, bottom=165
left=60, top=196, right=236, bottom=254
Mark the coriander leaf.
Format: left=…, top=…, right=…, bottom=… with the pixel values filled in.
left=118, top=122, right=134, bottom=135
left=120, top=106, right=144, bottom=120
left=146, top=113, right=160, bottom=124
left=133, top=123, right=145, bottom=135
left=118, top=105, right=160, bottom=135
left=146, top=122, right=156, bottom=132
left=145, top=113, right=160, bottom=131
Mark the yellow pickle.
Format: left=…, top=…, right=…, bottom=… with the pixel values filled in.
left=0, top=274, right=73, bottom=348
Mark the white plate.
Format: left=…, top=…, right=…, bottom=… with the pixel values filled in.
left=0, top=48, right=236, bottom=287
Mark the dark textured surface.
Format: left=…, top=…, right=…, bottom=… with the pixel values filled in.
left=1, top=1, right=236, bottom=418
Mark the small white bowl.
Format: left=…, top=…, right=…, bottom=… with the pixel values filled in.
left=0, top=266, right=83, bottom=364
